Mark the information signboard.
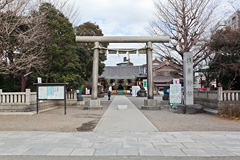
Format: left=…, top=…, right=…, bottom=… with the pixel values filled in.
left=34, top=83, right=68, bottom=115
left=170, top=84, right=182, bottom=106
left=38, top=86, right=64, bottom=100
left=132, top=86, right=140, bottom=97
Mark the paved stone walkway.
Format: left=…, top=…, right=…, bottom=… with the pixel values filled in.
left=94, top=96, right=158, bottom=132
left=0, top=131, right=240, bottom=157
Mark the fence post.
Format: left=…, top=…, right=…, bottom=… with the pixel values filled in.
left=74, top=90, right=77, bottom=100
left=218, top=87, right=223, bottom=101
left=0, top=89, right=2, bottom=103
left=26, top=89, right=31, bottom=104
left=232, top=92, right=235, bottom=101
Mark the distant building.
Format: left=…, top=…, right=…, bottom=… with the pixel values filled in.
left=99, top=57, right=183, bottom=97
left=225, top=10, right=240, bottom=30
left=116, top=57, right=133, bottom=66
left=99, top=57, right=146, bottom=91
left=215, top=10, right=240, bottom=30
left=153, top=59, right=183, bottom=88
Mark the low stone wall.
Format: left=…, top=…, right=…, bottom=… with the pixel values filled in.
left=0, top=89, right=77, bottom=112
left=218, top=101, right=240, bottom=118
left=0, top=104, right=36, bottom=112
left=194, top=88, right=240, bottom=115
left=194, top=99, right=219, bottom=109
left=0, top=89, right=36, bottom=112
left=194, top=90, right=219, bottom=109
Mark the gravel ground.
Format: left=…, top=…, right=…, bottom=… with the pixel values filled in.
left=0, top=98, right=111, bottom=132
left=128, top=96, right=240, bottom=132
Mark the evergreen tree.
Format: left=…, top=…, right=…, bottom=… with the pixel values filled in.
left=74, top=22, right=108, bottom=80
left=208, top=27, right=240, bottom=90
left=38, top=3, right=83, bottom=88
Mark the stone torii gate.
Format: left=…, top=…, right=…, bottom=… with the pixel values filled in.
left=76, top=36, right=170, bottom=109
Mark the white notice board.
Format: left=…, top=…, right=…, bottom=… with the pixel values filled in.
left=132, top=86, right=140, bottom=97
left=170, top=84, right=182, bottom=105
left=38, top=86, right=64, bottom=100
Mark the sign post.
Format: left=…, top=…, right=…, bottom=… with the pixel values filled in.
left=34, top=83, right=68, bottom=115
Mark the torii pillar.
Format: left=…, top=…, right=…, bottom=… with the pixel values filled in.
left=76, top=36, right=170, bottom=109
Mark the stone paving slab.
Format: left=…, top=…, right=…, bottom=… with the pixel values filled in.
left=153, top=142, right=186, bottom=149
left=94, top=148, right=116, bottom=156
left=182, top=149, right=210, bottom=157
left=138, top=148, right=163, bottom=156
left=161, top=149, right=186, bottom=157
left=117, top=149, right=139, bottom=156
left=227, top=149, right=240, bottom=156
left=70, top=149, right=95, bottom=156
left=23, top=148, right=52, bottom=156
left=47, top=148, right=73, bottom=156
left=182, top=142, right=217, bottom=149
left=0, top=131, right=239, bottom=157
left=203, top=149, right=236, bottom=156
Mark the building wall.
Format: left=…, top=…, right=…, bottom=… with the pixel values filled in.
left=226, top=11, right=240, bottom=30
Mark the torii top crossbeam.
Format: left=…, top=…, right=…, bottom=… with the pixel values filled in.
left=75, top=36, right=170, bottom=43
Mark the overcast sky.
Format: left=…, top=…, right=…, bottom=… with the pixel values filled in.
left=68, top=0, right=238, bottom=66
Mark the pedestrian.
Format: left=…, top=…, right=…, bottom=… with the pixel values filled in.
left=108, top=91, right=111, bottom=100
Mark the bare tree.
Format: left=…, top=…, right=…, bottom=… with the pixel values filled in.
left=149, top=0, right=218, bottom=68
left=38, top=0, right=81, bottom=26
left=228, top=0, right=240, bottom=12
left=0, top=0, right=48, bottom=75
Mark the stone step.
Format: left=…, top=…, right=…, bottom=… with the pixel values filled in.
left=159, top=100, right=170, bottom=105
left=204, top=108, right=218, bottom=115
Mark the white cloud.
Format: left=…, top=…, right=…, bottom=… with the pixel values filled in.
left=74, top=0, right=154, bottom=37
left=65, top=0, right=235, bottom=66
left=70, top=0, right=155, bottom=66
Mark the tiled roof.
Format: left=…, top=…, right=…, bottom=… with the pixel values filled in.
left=100, top=66, right=146, bottom=79
left=153, top=60, right=182, bottom=71
left=153, top=76, right=183, bottom=83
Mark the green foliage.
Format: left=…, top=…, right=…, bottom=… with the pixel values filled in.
left=208, top=27, right=240, bottom=90
left=74, top=22, right=108, bottom=77
left=0, top=75, right=21, bottom=92
left=38, top=3, right=83, bottom=88
left=81, top=85, right=85, bottom=91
